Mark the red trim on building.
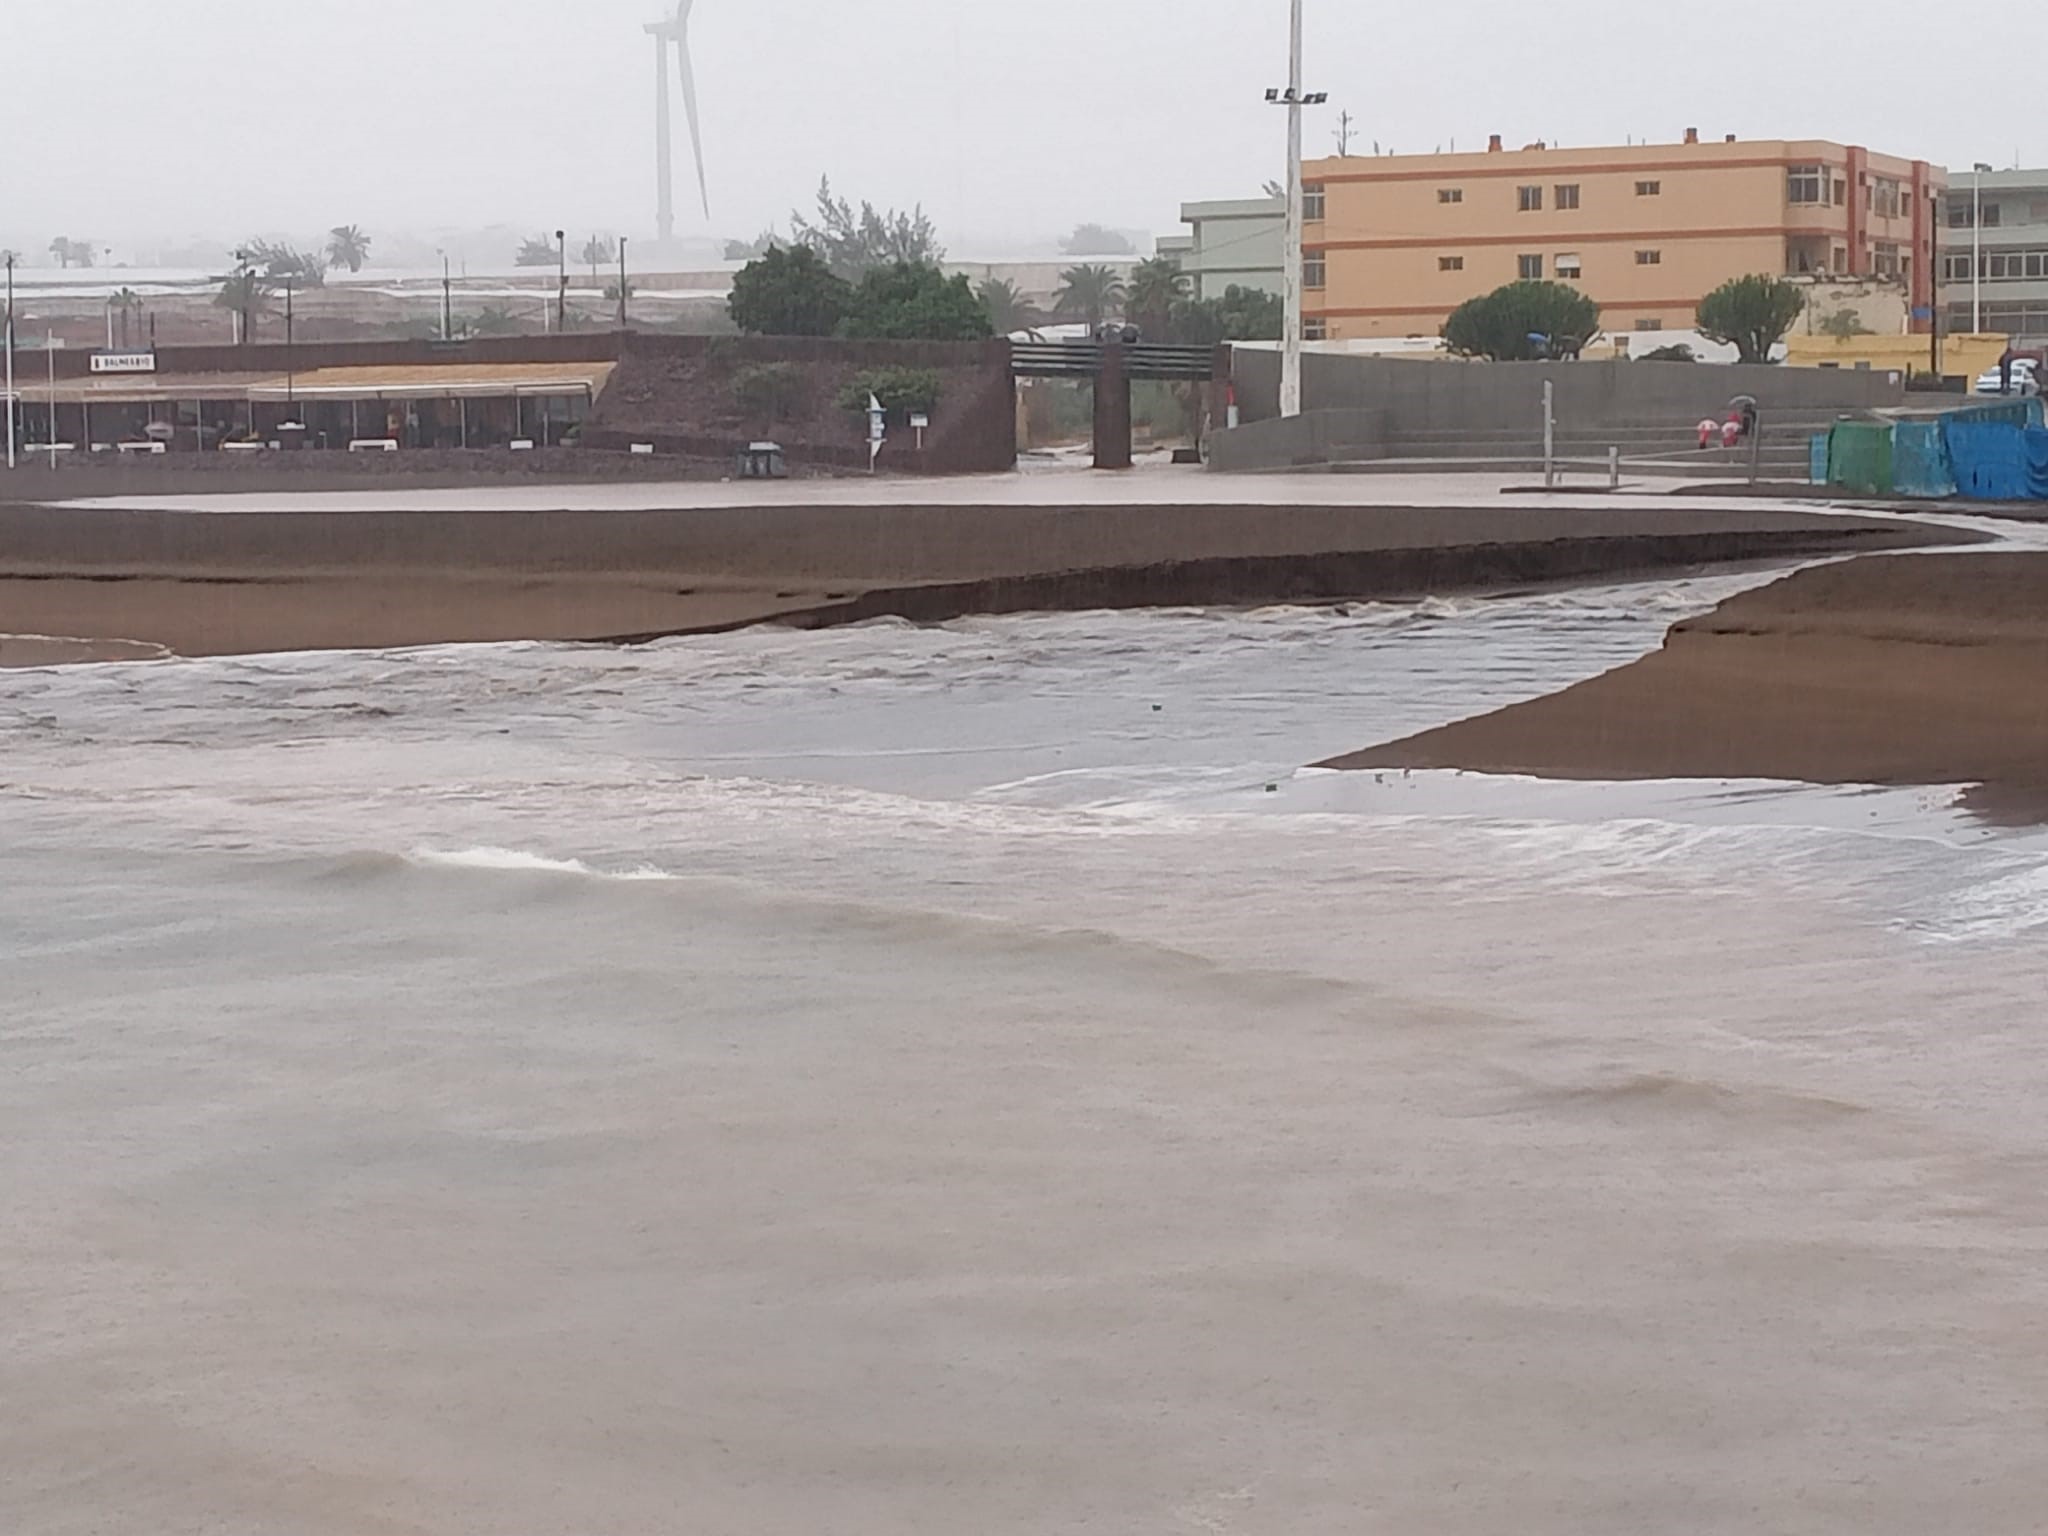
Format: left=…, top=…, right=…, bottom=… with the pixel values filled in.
left=1846, top=145, right=1868, bottom=277
left=1909, top=160, right=1933, bottom=334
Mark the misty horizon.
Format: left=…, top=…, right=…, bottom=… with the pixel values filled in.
left=5, top=0, right=2041, bottom=265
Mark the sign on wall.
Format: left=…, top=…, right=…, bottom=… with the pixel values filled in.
left=90, top=353, right=157, bottom=375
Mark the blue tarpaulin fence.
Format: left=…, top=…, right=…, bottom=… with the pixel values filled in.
left=1818, top=398, right=2048, bottom=501
left=1942, top=419, right=2048, bottom=501
left=1891, top=422, right=1957, bottom=499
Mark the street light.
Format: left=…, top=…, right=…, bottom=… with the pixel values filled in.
left=556, top=229, right=568, bottom=333
left=1973, top=162, right=1993, bottom=335
left=439, top=249, right=453, bottom=342
left=283, top=276, right=295, bottom=413
left=5, top=250, right=16, bottom=470
left=618, top=237, right=629, bottom=329
left=232, top=248, right=256, bottom=345
left=1266, top=0, right=1329, bottom=418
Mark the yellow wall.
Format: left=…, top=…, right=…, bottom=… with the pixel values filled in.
left=1784, top=331, right=2005, bottom=380
left=1304, top=138, right=1943, bottom=342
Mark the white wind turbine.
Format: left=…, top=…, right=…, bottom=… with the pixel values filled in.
left=645, top=0, right=710, bottom=244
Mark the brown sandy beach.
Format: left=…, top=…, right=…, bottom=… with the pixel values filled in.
left=0, top=496, right=1969, bottom=661
left=1329, top=551, right=2048, bottom=815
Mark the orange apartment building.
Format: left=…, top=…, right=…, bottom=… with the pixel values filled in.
left=1302, top=131, right=1944, bottom=342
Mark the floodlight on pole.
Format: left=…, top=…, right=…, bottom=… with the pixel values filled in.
left=1267, top=0, right=1327, bottom=418
left=556, top=230, right=568, bottom=332
left=1973, top=162, right=1993, bottom=334
left=4, top=251, right=16, bottom=471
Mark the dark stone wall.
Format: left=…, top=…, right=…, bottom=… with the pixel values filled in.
left=583, top=333, right=1016, bottom=475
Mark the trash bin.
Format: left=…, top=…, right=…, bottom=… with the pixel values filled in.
left=737, top=441, right=787, bottom=479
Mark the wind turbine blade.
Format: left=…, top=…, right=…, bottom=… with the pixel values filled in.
left=676, top=28, right=710, bottom=219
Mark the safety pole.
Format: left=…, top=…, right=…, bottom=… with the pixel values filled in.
left=1609, top=444, right=1620, bottom=490
left=1542, top=380, right=1556, bottom=488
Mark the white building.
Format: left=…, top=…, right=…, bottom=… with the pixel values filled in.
left=1159, top=198, right=1285, bottom=300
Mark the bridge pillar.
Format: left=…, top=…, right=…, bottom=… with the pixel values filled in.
left=1092, top=342, right=1133, bottom=471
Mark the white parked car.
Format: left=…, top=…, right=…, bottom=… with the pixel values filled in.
left=1975, top=357, right=2040, bottom=396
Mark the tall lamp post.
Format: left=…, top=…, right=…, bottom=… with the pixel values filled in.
left=1973, top=162, right=1993, bottom=334
left=618, top=237, right=629, bottom=329
left=440, top=249, right=453, bottom=342
left=232, top=248, right=256, bottom=346
left=556, top=229, right=568, bottom=333
left=1267, top=0, right=1327, bottom=419
left=283, top=276, right=295, bottom=416
left=5, top=251, right=16, bottom=471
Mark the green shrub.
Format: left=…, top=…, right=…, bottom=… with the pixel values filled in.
left=730, top=361, right=808, bottom=423
left=836, top=367, right=943, bottom=420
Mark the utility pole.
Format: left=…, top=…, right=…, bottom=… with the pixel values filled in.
left=440, top=250, right=453, bottom=342
left=1972, top=169, right=1983, bottom=335
left=1267, top=0, right=1326, bottom=419
left=618, top=237, right=629, bottom=329
left=556, top=229, right=568, bottom=333
left=284, top=277, right=295, bottom=415
left=5, top=252, right=15, bottom=471
left=233, top=249, right=255, bottom=346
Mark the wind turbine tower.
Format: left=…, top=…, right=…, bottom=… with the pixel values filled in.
left=645, top=1, right=710, bottom=245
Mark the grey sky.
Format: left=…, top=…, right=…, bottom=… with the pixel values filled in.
left=5, top=0, right=2038, bottom=262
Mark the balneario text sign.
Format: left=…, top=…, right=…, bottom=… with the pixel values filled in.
left=90, top=352, right=157, bottom=375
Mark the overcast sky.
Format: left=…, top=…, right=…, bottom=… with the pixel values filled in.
left=6, top=0, right=2041, bottom=264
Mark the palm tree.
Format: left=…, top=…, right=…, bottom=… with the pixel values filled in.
left=1053, top=264, right=1127, bottom=329
left=581, top=235, right=618, bottom=281
left=976, top=277, right=1041, bottom=335
left=326, top=225, right=372, bottom=273
left=109, top=288, right=144, bottom=349
left=467, top=304, right=524, bottom=338
left=1125, top=256, right=1190, bottom=340
left=214, top=269, right=273, bottom=342
left=515, top=235, right=560, bottom=268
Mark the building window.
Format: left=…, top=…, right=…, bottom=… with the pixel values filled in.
left=1555, top=184, right=1581, bottom=210
left=1302, top=252, right=1326, bottom=290
left=1635, top=250, right=1661, bottom=265
left=1832, top=245, right=1847, bottom=272
left=1555, top=253, right=1582, bottom=280
left=1518, top=254, right=1543, bottom=280
left=1438, top=188, right=1463, bottom=204
left=1303, top=317, right=1329, bottom=342
left=1788, top=165, right=1825, bottom=204
left=1833, top=178, right=1848, bottom=206
left=1873, top=178, right=1902, bottom=219
left=1943, top=252, right=1976, bottom=282
left=1983, top=203, right=2003, bottom=228
left=1637, top=319, right=1664, bottom=332
left=1950, top=203, right=1974, bottom=229
left=1303, top=183, right=1326, bottom=222
left=1872, top=241, right=1901, bottom=279
left=1518, top=185, right=1543, bottom=212
left=1438, top=256, right=1465, bottom=271
left=1977, top=250, right=2048, bottom=281
left=1635, top=180, right=1661, bottom=197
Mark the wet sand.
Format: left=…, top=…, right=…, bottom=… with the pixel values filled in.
left=1328, top=551, right=2048, bottom=815
left=0, top=498, right=1969, bottom=659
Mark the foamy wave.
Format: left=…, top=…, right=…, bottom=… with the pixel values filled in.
left=1921, top=860, right=2048, bottom=942
left=408, top=847, right=676, bottom=881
